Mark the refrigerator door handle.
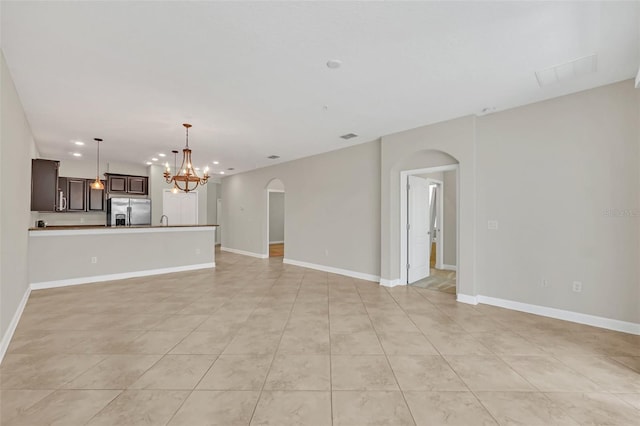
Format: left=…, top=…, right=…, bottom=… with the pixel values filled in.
left=127, top=206, right=132, bottom=226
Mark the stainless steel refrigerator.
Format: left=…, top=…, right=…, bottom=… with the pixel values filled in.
left=107, top=198, right=151, bottom=226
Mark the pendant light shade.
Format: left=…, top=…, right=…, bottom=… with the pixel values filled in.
left=90, top=138, right=104, bottom=190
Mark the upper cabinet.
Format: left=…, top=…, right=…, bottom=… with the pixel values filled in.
left=107, top=175, right=127, bottom=192
left=56, top=177, right=105, bottom=212
left=127, top=176, right=147, bottom=195
left=87, top=180, right=106, bottom=211
left=31, top=159, right=60, bottom=212
left=106, top=173, right=148, bottom=196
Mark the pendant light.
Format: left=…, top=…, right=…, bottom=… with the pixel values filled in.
left=90, top=138, right=104, bottom=190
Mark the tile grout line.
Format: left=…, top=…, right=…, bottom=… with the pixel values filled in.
left=246, top=263, right=304, bottom=425
left=355, top=282, right=418, bottom=426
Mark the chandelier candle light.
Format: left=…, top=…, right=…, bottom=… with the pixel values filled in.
left=90, top=138, right=104, bottom=190
left=164, top=123, right=209, bottom=192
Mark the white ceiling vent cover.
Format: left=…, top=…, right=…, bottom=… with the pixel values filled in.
left=535, top=54, right=598, bottom=87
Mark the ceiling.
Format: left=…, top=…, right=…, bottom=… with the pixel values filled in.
left=2, top=1, right=639, bottom=175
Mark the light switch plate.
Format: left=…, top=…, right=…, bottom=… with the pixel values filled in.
left=488, top=220, right=499, bottom=230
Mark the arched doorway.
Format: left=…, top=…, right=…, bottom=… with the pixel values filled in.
left=265, top=178, right=285, bottom=258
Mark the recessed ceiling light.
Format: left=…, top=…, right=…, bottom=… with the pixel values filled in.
left=158, top=153, right=166, bottom=157
left=220, top=171, right=225, bottom=175
left=72, top=152, right=82, bottom=157
left=74, top=141, right=84, bottom=146
left=145, top=161, right=152, bottom=165
left=340, top=133, right=358, bottom=140
left=151, top=158, right=158, bottom=161
left=326, top=59, right=342, bottom=69
left=267, top=155, right=280, bottom=159
left=213, top=161, right=219, bottom=165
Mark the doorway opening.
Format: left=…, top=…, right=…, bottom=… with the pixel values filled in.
left=266, top=178, right=285, bottom=258
left=401, top=165, right=458, bottom=293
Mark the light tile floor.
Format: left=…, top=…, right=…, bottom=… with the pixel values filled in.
left=1, top=249, right=639, bottom=425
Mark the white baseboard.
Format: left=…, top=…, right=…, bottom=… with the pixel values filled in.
left=30, top=263, right=215, bottom=291
left=221, top=247, right=268, bottom=259
left=269, top=241, right=284, bottom=245
left=0, top=287, right=31, bottom=364
left=282, top=258, right=379, bottom=283
left=440, top=264, right=457, bottom=272
left=477, top=295, right=640, bottom=335
left=380, top=278, right=403, bottom=287
left=456, top=293, right=478, bottom=305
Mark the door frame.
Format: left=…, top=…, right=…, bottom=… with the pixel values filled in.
left=425, top=178, right=444, bottom=270
left=400, top=165, right=459, bottom=287
left=265, top=189, right=285, bottom=257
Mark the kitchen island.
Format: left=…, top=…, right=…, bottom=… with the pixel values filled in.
left=28, top=225, right=217, bottom=289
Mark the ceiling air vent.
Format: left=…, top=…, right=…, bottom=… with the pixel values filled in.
left=227, top=168, right=235, bottom=171
left=535, top=54, right=597, bottom=87
left=340, top=133, right=358, bottom=140
left=267, top=155, right=280, bottom=159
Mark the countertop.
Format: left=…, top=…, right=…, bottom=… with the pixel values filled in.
left=29, top=224, right=219, bottom=231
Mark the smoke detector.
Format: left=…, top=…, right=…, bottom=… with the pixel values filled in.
left=326, top=59, right=342, bottom=69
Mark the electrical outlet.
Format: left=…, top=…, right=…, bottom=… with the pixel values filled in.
left=196, top=248, right=201, bottom=254
left=91, top=256, right=97, bottom=264
left=572, top=281, right=582, bottom=293
left=541, top=279, right=548, bottom=288
left=488, top=220, right=499, bottom=230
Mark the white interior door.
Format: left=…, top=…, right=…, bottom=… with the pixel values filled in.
left=408, top=175, right=431, bottom=283
left=163, top=190, right=198, bottom=225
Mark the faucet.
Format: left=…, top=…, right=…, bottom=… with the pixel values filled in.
left=160, top=215, right=169, bottom=226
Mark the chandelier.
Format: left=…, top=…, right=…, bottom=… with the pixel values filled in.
left=164, top=123, right=209, bottom=192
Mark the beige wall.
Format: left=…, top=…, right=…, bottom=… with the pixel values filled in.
left=0, top=52, right=39, bottom=344
left=269, top=192, right=285, bottom=243
left=221, top=141, right=381, bottom=276
left=442, top=170, right=457, bottom=266
left=475, top=80, right=639, bottom=323
left=29, top=228, right=215, bottom=284
left=381, top=117, right=475, bottom=292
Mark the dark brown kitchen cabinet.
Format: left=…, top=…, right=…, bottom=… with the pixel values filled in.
left=87, top=180, right=106, bottom=211
left=66, top=178, right=87, bottom=211
left=31, top=159, right=60, bottom=212
left=108, top=175, right=127, bottom=193
left=105, top=173, right=148, bottom=196
left=127, top=176, right=147, bottom=194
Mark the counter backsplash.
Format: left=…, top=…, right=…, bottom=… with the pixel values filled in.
left=34, top=211, right=106, bottom=227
